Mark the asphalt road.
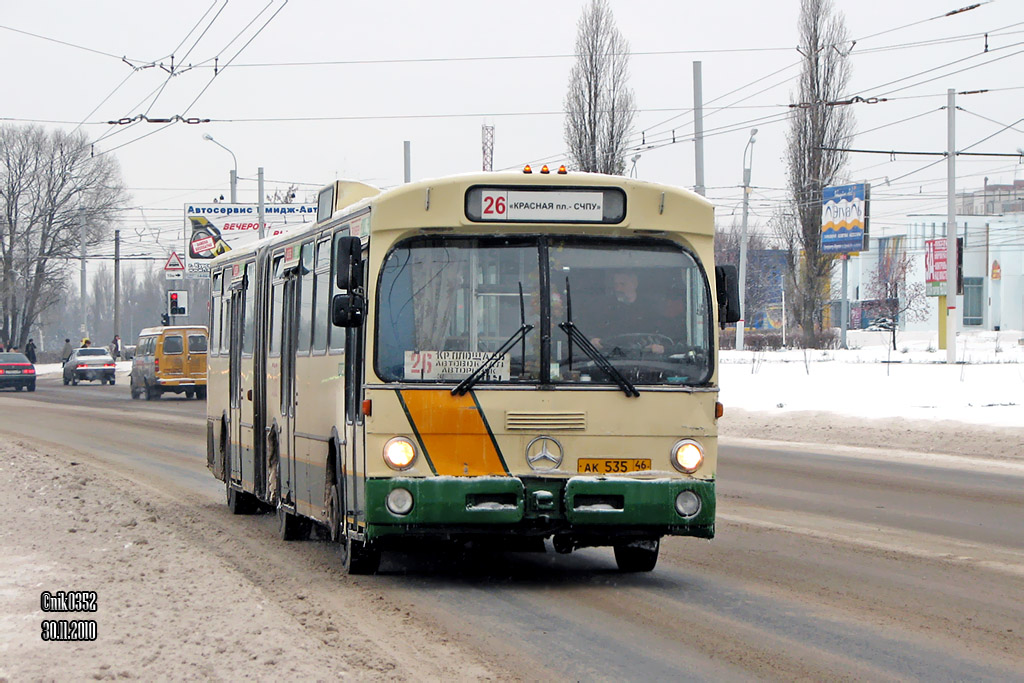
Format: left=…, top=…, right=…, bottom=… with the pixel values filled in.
left=3, top=373, right=1023, bottom=680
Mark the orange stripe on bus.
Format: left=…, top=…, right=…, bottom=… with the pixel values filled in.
left=400, top=390, right=507, bottom=476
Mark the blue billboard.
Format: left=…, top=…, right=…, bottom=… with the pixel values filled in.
left=821, top=183, right=870, bottom=254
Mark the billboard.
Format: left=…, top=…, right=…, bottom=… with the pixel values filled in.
left=925, top=236, right=963, bottom=296
left=183, top=203, right=317, bottom=279
left=925, top=238, right=947, bottom=296
left=821, top=183, right=870, bottom=254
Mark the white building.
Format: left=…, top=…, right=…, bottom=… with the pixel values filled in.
left=838, top=212, right=1023, bottom=334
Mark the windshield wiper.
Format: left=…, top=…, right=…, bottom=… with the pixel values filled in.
left=452, top=283, right=533, bottom=396
left=561, top=275, right=638, bottom=398
left=558, top=321, right=639, bottom=398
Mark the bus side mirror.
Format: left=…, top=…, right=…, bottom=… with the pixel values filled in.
left=715, top=265, right=741, bottom=328
left=335, top=236, right=363, bottom=291
left=332, top=293, right=365, bottom=327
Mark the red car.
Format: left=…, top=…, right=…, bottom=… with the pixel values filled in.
left=0, top=352, right=36, bottom=392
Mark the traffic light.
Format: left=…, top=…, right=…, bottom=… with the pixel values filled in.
left=167, top=290, right=188, bottom=316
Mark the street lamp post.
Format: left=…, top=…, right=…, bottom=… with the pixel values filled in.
left=736, top=128, right=757, bottom=352
left=203, top=134, right=238, bottom=203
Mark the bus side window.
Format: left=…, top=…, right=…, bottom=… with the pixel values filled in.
left=210, top=271, right=222, bottom=356
left=312, top=238, right=330, bottom=353
left=328, top=232, right=346, bottom=355
left=298, top=241, right=314, bottom=355
left=269, top=256, right=284, bottom=357
left=242, top=262, right=256, bottom=356
left=220, top=296, right=231, bottom=356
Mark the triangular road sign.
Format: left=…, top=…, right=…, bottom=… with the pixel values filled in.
left=164, top=252, right=185, bottom=271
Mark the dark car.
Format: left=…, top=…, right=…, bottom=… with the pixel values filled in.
left=63, top=348, right=117, bottom=385
left=0, top=352, right=36, bottom=392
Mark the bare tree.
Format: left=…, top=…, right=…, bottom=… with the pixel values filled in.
left=269, top=184, right=299, bottom=204
left=864, top=243, right=929, bottom=351
left=0, top=125, right=127, bottom=348
left=780, top=0, right=854, bottom=347
left=564, top=0, right=636, bottom=175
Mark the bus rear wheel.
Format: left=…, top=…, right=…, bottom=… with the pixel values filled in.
left=277, top=503, right=310, bottom=541
left=226, top=481, right=258, bottom=515
left=613, top=538, right=660, bottom=572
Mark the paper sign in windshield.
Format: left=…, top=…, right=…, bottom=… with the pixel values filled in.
left=404, top=350, right=510, bottom=381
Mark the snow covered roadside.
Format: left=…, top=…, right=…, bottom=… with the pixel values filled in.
left=0, top=439, right=357, bottom=679
left=717, top=329, right=1023, bottom=460
left=0, top=439, right=492, bottom=680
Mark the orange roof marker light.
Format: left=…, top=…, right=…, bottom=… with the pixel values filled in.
left=540, top=165, right=550, bottom=174
left=557, top=165, right=568, bottom=174
left=523, top=164, right=532, bottom=174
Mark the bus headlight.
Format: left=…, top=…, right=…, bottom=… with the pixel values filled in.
left=386, top=488, right=414, bottom=515
left=670, top=439, right=704, bottom=473
left=383, top=437, right=417, bottom=470
left=675, top=490, right=701, bottom=517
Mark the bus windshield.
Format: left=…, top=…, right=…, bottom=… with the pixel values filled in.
left=375, top=235, right=712, bottom=387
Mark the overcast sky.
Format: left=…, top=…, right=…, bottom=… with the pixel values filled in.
left=2, top=0, right=1022, bottom=262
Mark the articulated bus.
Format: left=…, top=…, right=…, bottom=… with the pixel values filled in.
left=207, top=169, right=739, bottom=574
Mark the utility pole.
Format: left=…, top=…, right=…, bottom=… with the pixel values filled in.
left=946, top=89, right=958, bottom=364
left=481, top=125, right=494, bottom=172
left=79, top=207, right=87, bottom=339
left=736, top=129, right=757, bottom=352
left=839, top=255, right=849, bottom=349
left=114, top=229, right=121, bottom=348
left=230, top=168, right=237, bottom=203
left=258, top=167, right=265, bottom=240
left=404, top=141, right=412, bottom=183
left=693, top=61, right=705, bottom=196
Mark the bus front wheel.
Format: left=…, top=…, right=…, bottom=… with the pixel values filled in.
left=341, top=538, right=380, bottom=575
left=613, top=538, right=660, bottom=572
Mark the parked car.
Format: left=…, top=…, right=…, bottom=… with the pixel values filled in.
left=0, top=352, right=36, bottom=392
left=63, top=348, right=117, bottom=385
left=866, top=316, right=896, bottom=332
left=130, top=326, right=208, bottom=400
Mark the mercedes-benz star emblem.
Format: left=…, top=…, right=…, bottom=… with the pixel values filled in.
left=525, top=436, right=563, bottom=471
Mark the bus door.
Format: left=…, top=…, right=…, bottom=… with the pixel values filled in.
left=279, top=273, right=301, bottom=506
left=342, top=239, right=366, bottom=526
left=238, top=263, right=258, bottom=497
left=228, top=288, right=244, bottom=487
left=344, top=321, right=363, bottom=524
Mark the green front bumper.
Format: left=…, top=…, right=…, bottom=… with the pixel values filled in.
left=363, top=476, right=715, bottom=539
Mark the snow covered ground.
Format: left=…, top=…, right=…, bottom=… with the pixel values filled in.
left=720, top=329, right=1023, bottom=428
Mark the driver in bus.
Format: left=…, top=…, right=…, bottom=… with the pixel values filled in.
left=590, top=271, right=667, bottom=356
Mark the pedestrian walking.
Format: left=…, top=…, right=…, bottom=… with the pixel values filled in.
left=61, top=338, right=73, bottom=366
left=25, top=339, right=37, bottom=364
left=109, top=334, right=121, bottom=360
